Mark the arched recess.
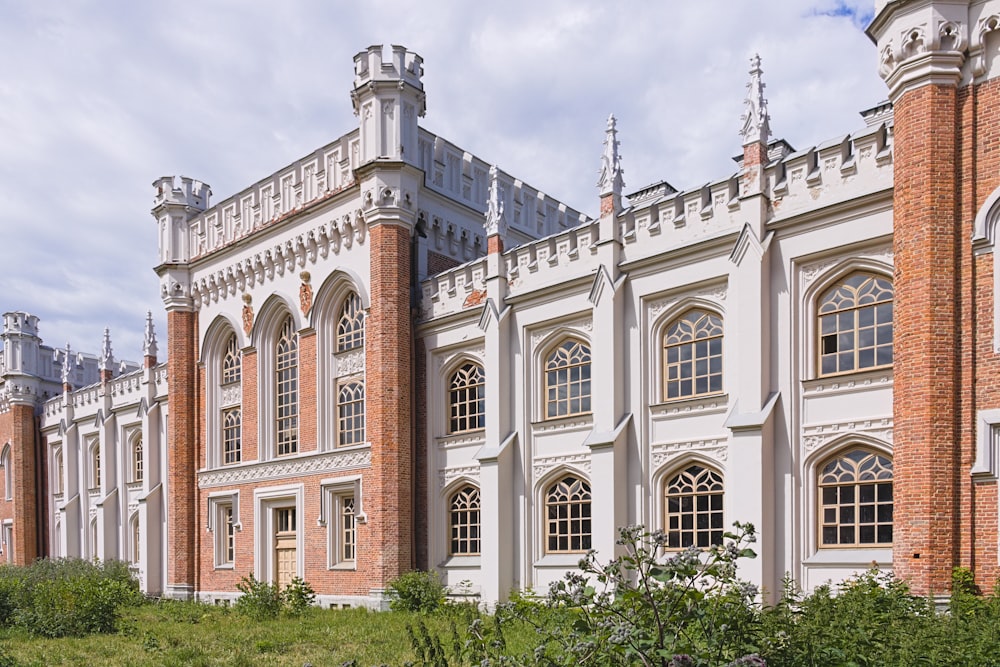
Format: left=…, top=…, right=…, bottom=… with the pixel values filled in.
left=252, top=295, right=300, bottom=460
left=533, top=329, right=592, bottom=421
left=801, top=258, right=894, bottom=381
left=802, top=433, right=894, bottom=555
left=0, top=444, right=10, bottom=501
left=650, top=297, right=726, bottom=403
left=312, top=271, right=367, bottom=450
left=973, top=184, right=1000, bottom=351
left=201, top=315, right=244, bottom=469
left=534, top=466, right=592, bottom=557
left=651, top=454, right=727, bottom=549
left=441, top=477, right=482, bottom=558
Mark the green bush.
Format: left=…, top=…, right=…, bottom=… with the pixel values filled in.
left=387, top=570, right=446, bottom=613
left=235, top=574, right=284, bottom=620
left=283, top=576, right=316, bottom=616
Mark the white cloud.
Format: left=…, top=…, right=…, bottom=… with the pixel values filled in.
left=0, top=0, right=889, bottom=357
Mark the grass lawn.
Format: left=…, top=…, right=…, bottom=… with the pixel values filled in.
left=0, top=601, right=470, bottom=666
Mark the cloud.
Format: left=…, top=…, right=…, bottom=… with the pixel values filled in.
left=0, top=0, right=889, bottom=357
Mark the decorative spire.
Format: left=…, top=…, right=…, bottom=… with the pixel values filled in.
left=99, top=328, right=114, bottom=373
left=740, top=54, right=771, bottom=147
left=483, top=164, right=507, bottom=238
left=597, top=114, right=624, bottom=199
left=143, top=311, right=158, bottom=361
left=60, top=343, right=73, bottom=387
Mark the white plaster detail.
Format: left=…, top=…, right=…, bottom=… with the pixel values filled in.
left=533, top=453, right=591, bottom=479
left=335, top=348, right=366, bottom=377
left=197, top=448, right=371, bottom=488
left=529, top=318, right=593, bottom=349
left=220, top=383, right=241, bottom=408
left=740, top=54, right=771, bottom=146
left=438, top=465, right=480, bottom=490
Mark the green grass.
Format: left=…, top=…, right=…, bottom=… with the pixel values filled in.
left=0, top=601, right=474, bottom=666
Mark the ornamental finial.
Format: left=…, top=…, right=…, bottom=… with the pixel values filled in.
left=597, top=113, right=625, bottom=198
left=143, top=311, right=158, bottom=359
left=99, top=328, right=114, bottom=372
left=740, top=54, right=772, bottom=146
left=483, top=164, right=507, bottom=237
left=60, top=342, right=73, bottom=386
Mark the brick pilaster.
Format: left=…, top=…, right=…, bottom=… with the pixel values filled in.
left=166, top=309, right=198, bottom=597
left=367, top=222, right=413, bottom=582
left=8, top=404, right=38, bottom=565
left=891, top=84, right=961, bottom=595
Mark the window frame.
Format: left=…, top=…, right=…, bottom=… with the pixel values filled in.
left=542, top=338, right=592, bottom=420
left=336, top=379, right=366, bottom=447
left=662, top=309, right=724, bottom=401
left=208, top=492, right=241, bottom=569
left=448, top=362, right=485, bottom=434
left=275, top=315, right=299, bottom=457
left=131, top=435, right=144, bottom=483
left=448, top=484, right=481, bottom=556
left=320, top=477, right=364, bottom=570
left=662, top=463, right=725, bottom=550
left=816, top=447, right=893, bottom=549
left=816, top=272, right=894, bottom=377
left=543, top=474, right=592, bottom=554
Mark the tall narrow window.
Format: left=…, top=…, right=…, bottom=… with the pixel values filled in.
left=132, top=437, right=143, bottom=483
left=544, top=340, right=591, bottom=418
left=337, top=292, right=365, bottom=352
left=337, top=381, right=366, bottom=446
left=545, top=475, right=591, bottom=553
left=2, top=447, right=11, bottom=501
left=819, top=449, right=893, bottom=547
left=449, top=485, right=481, bottom=555
left=818, top=273, right=893, bottom=375
left=54, top=448, right=64, bottom=495
left=664, top=464, right=724, bottom=549
left=223, top=409, right=242, bottom=464
left=222, top=334, right=242, bottom=384
left=91, top=444, right=101, bottom=488
left=449, top=363, right=485, bottom=433
left=275, top=316, right=298, bottom=456
left=663, top=310, right=723, bottom=400
left=341, top=496, right=356, bottom=563
left=130, top=515, right=140, bottom=564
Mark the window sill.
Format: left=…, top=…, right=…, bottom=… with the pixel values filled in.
left=330, top=562, right=357, bottom=571
left=802, top=367, right=893, bottom=394
left=214, top=563, right=235, bottom=571
left=534, top=553, right=589, bottom=569
left=441, top=555, right=481, bottom=568
left=804, top=547, right=891, bottom=566
left=650, top=393, right=728, bottom=418
left=531, top=413, right=593, bottom=433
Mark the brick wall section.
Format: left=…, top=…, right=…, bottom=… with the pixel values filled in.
left=167, top=309, right=199, bottom=595
left=968, top=77, right=1000, bottom=588
left=299, top=331, right=318, bottom=452
left=242, top=350, right=259, bottom=463
left=892, top=84, right=961, bottom=595
left=1, top=404, right=38, bottom=564
left=414, top=336, right=428, bottom=571
left=427, top=251, right=459, bottom=276
left=367, top=222, right=413, bottom=583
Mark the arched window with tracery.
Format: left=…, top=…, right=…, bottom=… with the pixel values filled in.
left=275, top=316, right=298, bottom=456
left=449, top=485, right=481, bottom=555
left=449, top=363, right=485, bottom=433
left=818, top=448, right=893, bottom=547
left=544, top=339, right=591, bottom=418
left=818, top=273, right=893, bottom=376
left=337, top=380, right=366, bottom=446
left=663, top=309, right=723, bottom=400
left=132, top=436, right=143, bottom=483
left=664, top=464, right=724, bottom=549
left=337, top=292, right=365, bottom=352
left=544, top=475, right=591, bottom=553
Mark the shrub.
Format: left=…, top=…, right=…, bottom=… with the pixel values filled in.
left=235, top=574, right=284, bottom=620
left=387, top=570, right=446, bottom=613
left=283, top=576, right=316, bottom=616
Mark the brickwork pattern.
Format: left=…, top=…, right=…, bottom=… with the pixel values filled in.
left=0, top=405, right=39, bottom=564
left=427, top=251, right=460, bottom=277
left=167, top=309, right=199, bottom=594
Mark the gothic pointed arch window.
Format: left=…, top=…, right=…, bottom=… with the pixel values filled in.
left=275, top=315, right=299, bottom=456
left=0, top=446, right=10, bottom=501
left=544, top=475, right=592, bottom=553
left=449, top=362, right=485, bottom=433
left=664, top=464, right=724, bottom=549
left=337, top=292, right=365, bottom=352
left=337, top=380, right=366, bottom=446
left=132, top=435, right=143, bottom=483
left=544, top=339, right=591, bottom=418
left=817, top=273, right=893, bottom=375
left=219, top=331, right=242, bottom=465
left=449, top=485, right=481, bottom=556
left=663, top=309, right=723, bottom=400
left=818, top=448, right=893, bottom=547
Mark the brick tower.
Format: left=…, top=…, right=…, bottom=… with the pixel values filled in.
left=152, top=176, right=211, bottom=598
left=870, top=0, right=1000, bottom=596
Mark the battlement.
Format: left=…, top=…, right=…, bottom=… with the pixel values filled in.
left=353, top=44, right=423, bottom=90
left=153, top=176, right=212, bottom=211
left=3, top=312, right=39, bottom=338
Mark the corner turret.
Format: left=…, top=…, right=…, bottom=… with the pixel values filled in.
left=152, top=176, right=212, bottom=265
left=351, top=44, right=425, bottom=166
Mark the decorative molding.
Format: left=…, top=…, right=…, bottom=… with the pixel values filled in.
left=533, top=453, right=591, bottom=479
left=220, top=383, right=242, bottom=408
left=648, top=282, right=727, bottom=321
left=651, top=438, right=728, bottom=470
left=801, top=419, right=893, bottom=453
left=438, top=465, right=480, bottom=491
left=197, top=448, right=371, bottom=488
left=799, top=245, right=892, bottom=286
left=529, top=317, right=593, bottom=349
left=435, top=346, right=485, bottom=373
left=335, top=349, right=366, bottom=377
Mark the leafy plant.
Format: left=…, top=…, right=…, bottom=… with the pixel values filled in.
left=283, top=576, right=316, bottom=616
left=388, top=570, right=446, bottom=613
left=234, top=574, right=284, bottom=620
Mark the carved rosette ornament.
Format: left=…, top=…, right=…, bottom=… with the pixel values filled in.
left=241, top=294, right=254, bottom=336
left=299, top=271, right=313, bottom=316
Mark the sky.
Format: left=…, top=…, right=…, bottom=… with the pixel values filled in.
left=0, top=0, right=887, bottom=362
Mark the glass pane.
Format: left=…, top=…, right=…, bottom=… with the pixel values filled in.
left=840, top=526, right=855, bottom=544
left=859, top=505, right=875, bottom=523
left=878, top=483, right=893, bottom=502
left=822, top=527, right=838, bottom=544
left=859, top=349, right=875, bottom=368
left=839, top=486, right=855, bottom=504
left=877, top=525, right=893, bottom=543
left=840, top=506, right=855, bottom=524
left=859, top=484, right=875, bottom=503
left=822, top=487, right=837, bottom=504
left=821, top=335, right=837, bottom=355
left=877, top=505, right=893, bottom=523
left=859, top=525, right=875, bottom=543
left=858, top=307, right=874, bottom=327
left=824, top=508, right=836, bottom=523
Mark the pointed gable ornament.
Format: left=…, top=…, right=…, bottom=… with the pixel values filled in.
left=483, top=164, right=507, bottom=237
left=740, top=54, right=772, bottom=147
left=597, top=113, right=625, bottom=198
left=60, top=343, right=73, bottom=386
left=143, top=311, right=158, bottom=359
left=99, top=328, right=114, bottom=372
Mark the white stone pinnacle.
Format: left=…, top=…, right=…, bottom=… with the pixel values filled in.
left=99, top=328, right=114, bottom=372
left=483, top=164, right=507, bottom=237
left=740, top=54, right=772, bottom=147
left=143, top=311, right=158, bottom=359
left=597, top=113, right=624, bottom=198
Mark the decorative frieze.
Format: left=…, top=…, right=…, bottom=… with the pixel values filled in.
left=651, top=438, right=728, bottom=470
left=533, top=453, right=591, bottom=479
left=438, top=465, right=480, bottom=490
left=197, top=448, right=371, bottom=488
